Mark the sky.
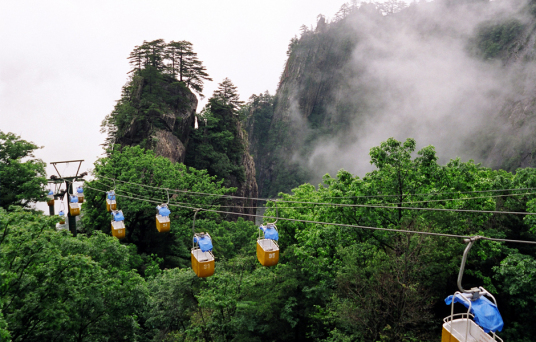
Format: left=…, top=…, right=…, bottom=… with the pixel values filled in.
left=0, top=0, right=348, bottom=178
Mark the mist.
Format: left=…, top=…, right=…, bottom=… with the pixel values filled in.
left=291, top=0, right=535, bottom=181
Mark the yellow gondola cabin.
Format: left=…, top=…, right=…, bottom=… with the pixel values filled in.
left=111, top=210, right=126, bottom=239
left=156, top=204, right=171, bottom=232
left=106, top=190, right=116, bottom=212
left=69, top=195, right=80, bottom=216
left=442, top=237, right=504, bottom=342
left=257, top=223, right=279, bottom=267
left=191, top=233, right=215, bottom=278
left=47, top=190, right=54, bottom=206
left=76, top=186, right=84, bottom=203
left=442, top=289, right=503, bottom=342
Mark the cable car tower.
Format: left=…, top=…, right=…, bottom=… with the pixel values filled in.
left=47, top=160, right=85, bottom=236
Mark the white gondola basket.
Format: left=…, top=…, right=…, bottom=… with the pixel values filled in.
left=442, top=290, right=503, bottom=342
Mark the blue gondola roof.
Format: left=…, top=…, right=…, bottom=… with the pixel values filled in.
left=259, top=225, right=278, bottom=241
left=194, top=235, right=213, bottom=252
left=445, top=293, right=504, bottom=333
left=112, top=211, right=124, bottom=222
left=156, top=205, right=170, bottom=217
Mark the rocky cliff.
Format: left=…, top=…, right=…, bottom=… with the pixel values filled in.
left=103, top=70, right=258, bottom=217
left=245, top=0, right=536, bottom=197
left=116, top=75, right=198, bottom=164
left=466, top=9, right=536, bottom=171
left=185, top=99, right=258, bottom=219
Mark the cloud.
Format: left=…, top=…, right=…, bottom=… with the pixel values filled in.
left=295, top=0, right=534, bottom=181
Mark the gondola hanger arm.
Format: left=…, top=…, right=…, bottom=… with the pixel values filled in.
left=268, top=200, right=279, bottom=225
left=457, top=236, right=483, bottom=295
left=192, top=208, right=201, bottom=235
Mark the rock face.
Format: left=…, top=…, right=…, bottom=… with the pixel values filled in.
left=185, top=100, right=259, bottom=220
left=114, top=75, right=258, bottom=219
left=466, top=14, right=536, bottom=172
left=153, top=130, right=186, bottom=164
left=246, top=2, right=536, bottom=198
left=231, top=123, right=258, bottom=218
left=244, top=17, right=357, bottom=197
left=117, top=76, right=198, bottom=164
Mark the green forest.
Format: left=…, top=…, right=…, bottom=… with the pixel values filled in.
left=3, top=132, right=536, bottom=341
left=4, top=1, right=536, bottom=341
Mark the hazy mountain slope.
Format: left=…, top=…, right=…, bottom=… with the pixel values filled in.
left=245, top=0, right=536, bottom=197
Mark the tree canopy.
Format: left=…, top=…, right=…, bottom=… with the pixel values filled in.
left=0, top=208, right=147, bottom=341
left=211, top=78, right=244, bottom=111
left=185, top=96, right=246, bottom=188
left=3, top=137, right=536, bottom=341
left=128, top=39, right=212, bottom=97
left=82, top=145, right=243, bottom=269
left=0, top=131, right=47, bottom=210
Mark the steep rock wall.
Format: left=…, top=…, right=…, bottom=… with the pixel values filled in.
left=247, top=1, right=536, bottom=198
left=111, top=74, right=258, bottom=217
left=185, top=100, right=258, bottom=220
left=117, top=76, right=198, bottom=164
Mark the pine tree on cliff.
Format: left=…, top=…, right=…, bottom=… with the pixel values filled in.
left=183, top=58, right=212, bottom=98
left=166, top=41, right=212, bottom=97
left=145, top=39, right=167, bottom=69
left=128, top=45, right=143, bottom=72
left=102, top=39, right=209, bottom=151
left=212, top=78, right=244, bottom=111
left=126, top=39, right=211, bottom=97
left=128, top=39, right=167, bottom=72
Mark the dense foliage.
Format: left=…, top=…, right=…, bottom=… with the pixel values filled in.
left=0, top=131, right=47, bottom=210
left=3, top=138, right=536, bottom=341
left=82, top=145, right=245, bottom=269
left=128, top=39, right=212, bottom=97
left=0, top=208, right=147, bottom=341
left=474, top=19, right=525, bottom=60
left=185, top=97, right=246, bottom=188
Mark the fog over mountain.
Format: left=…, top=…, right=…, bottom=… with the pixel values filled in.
left=245, top=0, right=536, bottom=195
left=309, top=0, right=531, bottom=175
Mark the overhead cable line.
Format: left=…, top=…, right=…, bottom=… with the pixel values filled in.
left=83, top=184, right=536, bottom=245
left=92, top=178, right=260, bottom=209
left=397, top=192, right=536, bottom=205
left=320, top=187, right=536, bottom=199
left=107, top=182, right=536, bottom=210
left=91, top=179, right=256, bottom=209
left=95, top=175, right=536, bottom=206
left=89, top=179, right=536, bottom=216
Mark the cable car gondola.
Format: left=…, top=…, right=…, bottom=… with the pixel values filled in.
left=69, top=195, right=80, bottom=216
left=442, top=237, right=504, bottom=342
left=191, top=210, right=215, bottom=278
left=76, top=186, right=84, bottom=203
left=106, top=190, right=117, bottom=212
left=47, top=190, right=55, bottom=206
left=257, top=203, right=280, bottom=267
left=111, top=209, right=126, bottom=239
left=156, top=204, right=171, bottom=233
left=257, top=223, right=279, bottom=267
left=192, top=233, right=215, bottom=277
left=58, top=210, right=65, bottom=224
